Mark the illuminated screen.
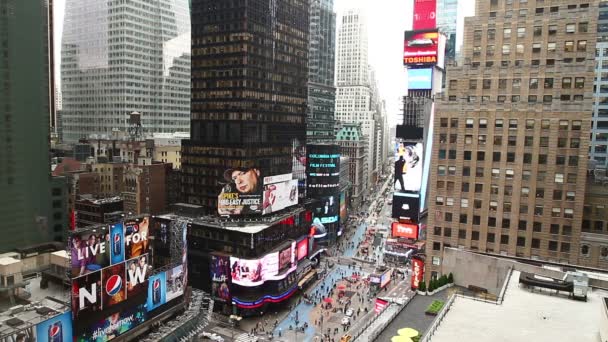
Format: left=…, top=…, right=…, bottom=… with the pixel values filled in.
left=296, top=239, right=308, bottom=261
left=210, top=254, right=232, bottom=302
left=218, top=167, right=262, bottom=216
left=230, top=251, right=296, bottom=287
left=262, top=174, right=299, bottom=215
left=403, top=29, right=439, bottom=65
left=394, top=142, right=423, bottom=193
left=413, top=0, right=437, bottom=30
left=408, top=68, right=433, bottom=90
left=391, top=222, right=419, bottom=240
left=411, top=258, right=425, bottom=290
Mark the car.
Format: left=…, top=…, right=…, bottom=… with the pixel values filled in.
left=340, top=335, right=352, bottom=342
left=345, top=308, right=354, bottom=317
left=341, top=316, right=351, bottom=325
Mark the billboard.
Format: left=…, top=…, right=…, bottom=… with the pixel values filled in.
left=72, top=271, right=102, bottom=319
left=210, top=254, right=232, bottom=302
left=262, top=174, right=299, bottom=215
left=411, top=257, right=425, bottom=290
left=312, top=195, right=339, bottom=224
left=166, top=265, right=186, bottom=302
left=36, top=311, right=73, bottom=342
left=70, top=229, right=110, bottom=278
left=391, top=193, right=420, bottom=221
left=125, top=254, right=149, bottom=299
left=73, top=304, right=146, bottom=342
left=407, top=68, right=433, bottom=90
left=394, top=142, right=423, bottom=193
left=146, top=272, right=167, bottom=312
left=339, top=192, right=347, bottom=224
left=404, top=30, right=439, bottom=65
left=109, top=223, right=125, bottom=265
left=374, top=298, right=389, bottom=314
left=392, top=222, right=419, bottom=240
left=230, top=251, right=296, bottom=287
left=278, top=241, right=296, bottom=273
left=296, top=239, right=308, bottom=261
left=412, top=0, right=436, bottom=30
left=218, top=167, right=262, bottom=215
left=101, top=263, right=127, bottom=309
left=123, top=217, right=150, bottom=260
left=380, top=269, right=392, bottom=289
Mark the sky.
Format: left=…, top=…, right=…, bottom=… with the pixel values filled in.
left=53, top=0, right=475, bottom=126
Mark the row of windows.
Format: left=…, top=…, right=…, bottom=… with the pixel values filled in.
left=474, top=40, right=587, bottom=58
left=440, top=135, right=581, bottom=150
left=441, top=150, right=580, bottom=167
left=440, top=118, right=582, bottom=130
left=437, top=165, right=579, bottom=183
left=474, top=22, right=589, bottom=42
left=456, top=77, right=585, bottom=90
left=432, top=234, right=571, bottom=253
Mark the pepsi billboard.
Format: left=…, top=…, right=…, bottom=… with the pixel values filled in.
left=73, top=304, right=146, bottom=342
left=146, top=273, right=167, bottom=311
left=109, top=223, right=125, bottom=265
left=36, top=311, right=73, bottom=342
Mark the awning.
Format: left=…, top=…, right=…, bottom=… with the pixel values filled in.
left=298, top=270, right=317, bottom=289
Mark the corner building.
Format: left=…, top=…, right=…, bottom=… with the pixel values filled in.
left=426, top=0, right=597, bottom=280
left=183, top=0, right=309, bottom=212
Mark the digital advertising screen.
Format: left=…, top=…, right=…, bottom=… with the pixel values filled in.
left=380, top=269, right=392, bottom=288
left=408, top=68, right=433, bottom=90
left=125, top=254, right=149, bottom=299
left=411, top=257, right=425, bottom=290
left=306, top=145, right=341, bottom=194
left=101, top=262, right=127, bottom=309
left=312, top=195, right=339, bottom=224
left=218, top=167, right=263, bottom=216
left=229, top=251, right=295, bottom=287
left=123, top=216, right=150, bottom=260
left=146, top=272, right=167, bottom=312
left=109, top=223, right=125, bottom=265
left=278, top=241, right=296, bottom=273
left=210, top=254, right=232, bottom=302
left=413, top=0, right=436, bottom=30
left=296, top=239, right=308, bottom=261
left=391, top=193, right=420, bottom=221
left=339, top=192, right=347, bottom=224
left=36, top=311, right=73, bottom=342
left=391, top=222, right=419, bottom=240
left=394, top=141, right=423, bottom=193
left=404, top=29, right=439, bottom=65
left=73, top=304, right=146, bottom=342
left=70, top=229, right=110, bottom=278
left=72, top=271, right=102, bottom=320
left=262, top=174, right=299, bottom=215
left=166, top=265, right=186, bottom=302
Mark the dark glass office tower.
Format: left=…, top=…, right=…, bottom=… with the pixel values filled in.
left=183, top=0, right=309, bottom=212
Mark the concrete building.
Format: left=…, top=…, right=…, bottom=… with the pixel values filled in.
left=336, top=123, right=368, bottom=208
left=123, top=161, right=173, bottom=215
left=60, top=0, right=191, bottom=142
left=426, top=0, right=597, bottom=280
left=580, top=173, right=608, bottom=269
left=74, top=196, right=123, bottom=228
left=152, top=132, right=189, bottom=170
left=335, top=9, right=377, bottom=185
left=92, top=162, right=126, bottom=197
left=0, top=0, right=54, bottom=252
left=308, top=0, right=337, bottom=143
left=591, top=1, right=608, bottom=166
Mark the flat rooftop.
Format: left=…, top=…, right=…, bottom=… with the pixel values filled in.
left=430, top=270, right=607, bottom=342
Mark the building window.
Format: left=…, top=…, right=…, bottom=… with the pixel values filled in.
left=517, top=237, right=526, bottom=247
left=575, top=78, right=585, bottom=89
left=581, top=244, right=590, bottom=257
left=461, top=199, right=469, bottom=208
left=531, top=239, right=540, bottom=249
left=548, top=241, right=558, bottom=251
left=500, top=235, right=509, bottom=244
left=566, top=23, right=576, bottom=33
left=487, top=233, right=495, bottom=243
left=565, top=41, right=574, bottom=52
left=459, top=229, right=467, bottom=238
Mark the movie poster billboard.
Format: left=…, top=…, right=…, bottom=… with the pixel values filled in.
left=403, top=29, right=439, bottom=65
left=392, top=222, right=419, bottom=240
left=166, top=265, right=186, bottom=302
left=73, top=304, right=146, bottom=342
left=230, top=252, right=292, bottom=287
left=102, top=263, right=127, bottom=309
left=72, top=271, right=102, bottom=320
left=109, top=223, right=125, bottom=265
left=262, top=174, right=298, bottom=215
left=146, top=272, right=167, bottom=312
left=123, top=216, right=150, bottom=260
left=218, top=167, right=263, bottom=216
left=36, top=311, right=73, bottom=342
left=210, top=254, right=232, bottom=302
left=411, top=257, right=425, bottom=290
left=70, top=229, right=110, bottom=278
left=394, top=141, right=423, bottom=193
left=412, top=0, right=436, bottom=30
left=339, top=192, right=347, bottom=224
left=125, top=254, right=149, bottom=299
left=278, top=241, right=296, bottom=273
left=296, top=239, right=308, bottom=261
left=391, top=193, right=421, bottom=221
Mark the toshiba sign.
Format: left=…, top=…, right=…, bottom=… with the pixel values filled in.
left=391, top=222, right=418, bottom=240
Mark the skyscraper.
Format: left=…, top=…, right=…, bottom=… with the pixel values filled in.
left=335, top=9, right=376, bottom=187
left=60, top=0, right=191, bottom=143
left=307, top=0, right=336, bottom=143
left=426, top=0, right=597, bottom=280
left=183, top=0, right=309, bottom=213
left=0, top=0, right=54, bottom=250
left=436, top=0, right=462, bottom=60
left=591, top=1, right=608, bottom=166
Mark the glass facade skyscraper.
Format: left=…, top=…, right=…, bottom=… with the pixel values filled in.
left=437, top=0, right=460, bottom=60
left=591, top=1, right=608, bottom=165
left=60, top=0, right=191, bottom=142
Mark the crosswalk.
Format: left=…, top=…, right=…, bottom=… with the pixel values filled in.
left=234, top=333, right=259, bottom=342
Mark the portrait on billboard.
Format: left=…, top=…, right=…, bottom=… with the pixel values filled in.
left=73, top=304, right=146, bottom=342
left=125, top=254, right=149, bottom=299
left=101, top=262, right=127, bottom=309
left=394, top=142, right=423, bottom=193
left=72, top=270, right=102, bottom=320
left=146, top=272, right=167, bottom=312
left=35, top=311, right=73, bottom=342
left=262, top=176, right=298, bottom=215
left=123, top=216, right=150, bottom=260
left=403, top=29, right=439, bottom=65
left=70, top=230, right=110, bottom=278
left=229, top=253, right=281, bottom=287
left=210, top=254, right=231, bottom=302
left=109, top=223, right=125, bottom=265
left=166, top=265, right=185, bottom=302
left=218, top=167, right=262, bottom=215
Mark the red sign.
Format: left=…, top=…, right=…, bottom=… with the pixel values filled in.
left=374, top=298, right=389, bottom=314
left=413, top=0, right=437, bottom=30
left=411, top=258, right=425, bottom=290
left=404, top=30, right=439, bottom=66
left=392, top=222, right=418, bottom=240
left=296, top=239, right=308, bottom=261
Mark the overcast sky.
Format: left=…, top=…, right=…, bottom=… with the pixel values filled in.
left=53, top=0, right=475, bottom=126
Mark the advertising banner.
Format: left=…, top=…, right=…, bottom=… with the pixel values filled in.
left=312, top=195, right=339, bottom=224
left=339, top=192, right=347, bottom=224
left=407, top=68, right=433, bottom=90
left=123, top=216, right=150, bottom=260
left=411, top=257, right=425, bottom=290
left=210, top=254, right=232, bottom=302
left=146, top=272, right=167, bottom=312
left=181, top=222, right=188, bottom=290
left=374, top=298, right=389, bottom=315
left=36, top=311, right=73, bottom=342
left=230, top=251, right=295, bottom=287
left=102, top=262, right=127, bottom=309
left=125, top=254, right=149, bottom=299
left=392, top=222, right=419, bottom=240
left=413, top=0, right=437, bottom=30
left=218, top=167, right=263, bottom=215
left=262, top=175, right=299, bottom=215
left=391, top=193, right=420, bottom=221
left=70, top=229, right=110, bottom=278
left=72, top=271, right=102, bottom=319
left=166, top=265, right=186, bottom=302
left=73, top=304, right=146, bottom=342
left=306, top=146, right=341, bottom=193
left=380, top=269, right=393, bottom=288
left=109, top=223, right=125, bottom=265
left=296, top=239, right=308, bottom=261
left=394, top=141, right=423, bottom=193
left=403, top=30, right=439, bottom=65
left=278, top=241, right=297, bottom=273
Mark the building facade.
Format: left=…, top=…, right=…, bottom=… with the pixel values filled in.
left=60, top=0, right=191, bottom=142
left=426, top=0, right=597, bottom=280
left=183, top=0, right=309, bottom=213
left=0, top=0, right=54, bottom=251
left=308, top=0, right=337, bottom=143
left=336, top=123, right=368, bottom=208
left=591, top=1, right=608, bottom=166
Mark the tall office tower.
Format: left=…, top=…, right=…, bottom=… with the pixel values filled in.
left=335, top=9, right=376, bottom=187
left=591, top=1, right=608, bottom=166
left=426, top=0, right=597, bottom=280
left=336, top=123, right=368, bottom=207
left=183, top=0, right=309, bottom=212
left=0, top=0, right=54, bottom=251
left=60, top=0, right=191, bottom=143
left=308, top=0, right=336, bottom=143
left=436, top=0, right=462, bottom=61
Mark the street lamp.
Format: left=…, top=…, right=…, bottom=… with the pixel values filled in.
left=229, top=314, right=242, bottom=341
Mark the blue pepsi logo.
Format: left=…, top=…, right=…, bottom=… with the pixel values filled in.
left=114, top=234, right=120, bottom=243
left=50, top=324, right=60, bottom=337
left=154, top=279, right=160, bottom=290
left=106, top=275, right=122, bottom=296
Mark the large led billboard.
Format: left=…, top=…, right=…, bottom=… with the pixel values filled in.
left=407, top=68, right=433, bottom=90
left=412, top=0, right=436, bottom=30
left=36, top=311, right=73, bottom=342
left=73, top=304, right=146, bottom=342
left=218, top=167, right=262, bottom=215
left=146, top=272, right=167, bottom=312
left=262, top=174, right=299, bottom=215
left=312, top=195, right=339, bottom=224
left=339, top=192, right=347, bottom=224
left=123, top=216, right=150, bottom=260
left=404, top=30, right=439, bottom=66
left=278, top=241, right=296, bottom=273
left=296, top=239, right=308, bottom=261
left=391, top=193, right=420, bottom=221
left=391, top=222, right=419, bottom=240
left=306, top=145, right=341, bottom=194
left=230, top=251, right=296, bottom=287
left=210, top=254, right=232, bottom=302
left=394, top=141, right=423, bottom=193
left=70, top=229, right=110, bottom=278
left=166, top=265, right=186, bottom=302
left=380, top=269, right=392, bottom=288
left=411, top=257, right=425, bottom=290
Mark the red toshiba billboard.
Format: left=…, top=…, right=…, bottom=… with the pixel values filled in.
left=392, top=222, right=418, bottom=240
left=411, top=257, right=425, bottom=290
left=413, top=0, right=437, bottom=30
left=403, top=30, right=439, bottom=66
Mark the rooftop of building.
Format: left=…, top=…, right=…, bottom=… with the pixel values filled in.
left=76, top=195, right=122, bottom=205
left=51, top=157, right=85, bottom=176
left=429, top=270, right=607, bottom=342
